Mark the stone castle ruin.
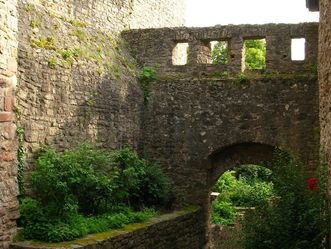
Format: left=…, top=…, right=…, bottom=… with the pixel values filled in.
left=0, top=0, right=330, bottom=248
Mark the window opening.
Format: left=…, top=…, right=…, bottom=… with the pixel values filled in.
left=172, top=42, right=189, bottom=65
left=291, top=38, right=305, bottom=61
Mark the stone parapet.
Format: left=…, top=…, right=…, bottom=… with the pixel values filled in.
left=123, top=23, right=318, bottom=77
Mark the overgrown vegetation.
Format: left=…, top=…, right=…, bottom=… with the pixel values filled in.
left=19, top=144, right=170, bottom=242
left=242, top=151, right=328, bottom=249
left=26, top=4, right=136, bottom=78
left=211, top=39, right=266, bottom=70
left=212, top=152, right=329, bottom=249
left=244, top=39, right=266, bottom=70
left=211, top=165, right=274, bottom=225
left=211, top=41, right=228, bottom=65
left=14, top=106, right=25, bottom=196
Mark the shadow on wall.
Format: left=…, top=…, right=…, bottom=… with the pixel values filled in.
left=17, top=62, right=143, bottom=171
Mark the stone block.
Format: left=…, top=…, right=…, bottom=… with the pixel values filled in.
left=0, top=112, right=15, bottom=122
left=3, top=123, right=16, bottom=140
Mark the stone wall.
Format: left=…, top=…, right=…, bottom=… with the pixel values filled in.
left=16, top=0, right=186, bottom=174
left=318, top=0, right=331, bottom=244
left=0, top=0, right=20, bottom=248
left=123, top=23, right=318, bottom=77
left=0, top=0, right=186, bottom=247
left=19, top=0, right=185, bottom=33
left=123, top=23, right=320, bottom=206
left=10, top=207, right=206, bottom=249
left=141, top=75, right=319, bottom=206
left=16, top=2, right=143, bottom=173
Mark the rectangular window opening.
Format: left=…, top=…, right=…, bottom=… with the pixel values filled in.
left=210, top=40, right=229, bottom=65
left=244, top=38, right=266, bottom=70
left=172, top=42, right=189, bottom=65
left=291, top=38, right=305, bottom=61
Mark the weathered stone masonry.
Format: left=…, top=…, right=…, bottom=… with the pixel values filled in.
left=17, top=1, right=144, bottom=172
left=11, top=207, right=206, bottom=249
left=16, top=0, right=185, bottom=172
left=1, top=0, right=186, bottom=248
left=0, top=0, right=19, bottom=248
left=318, top=0, right=331, bottom=244
left=319, top=0, right=331, bottom=193
left=124, top=23, right=320, bottom=206
left=0, top=1, right=326, bottom=248
left=124, top=23, right=318, bottom=77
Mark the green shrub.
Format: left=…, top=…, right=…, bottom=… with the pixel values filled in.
left=213, top=170, right=237, bottom=193
left=30, top=144, right=113, bottom=216
left=242, top=151, right=329, bottom=249
left=211, top=166, right=275, bottom=225
left=211, top=199, right=236, bottom=225
left=230, top=179, right=274, bottom=207
left=19, top=144, right=168, bottom=242
left=19, top=198, right=49, bottom=240
left=20, top=200, right=155, bottom=242
left=110, top=146, right=170, bottom=208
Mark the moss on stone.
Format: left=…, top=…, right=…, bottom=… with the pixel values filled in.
left=13, top=206, right=200, bottom=248
left=27, top=4, right=137, bottom=80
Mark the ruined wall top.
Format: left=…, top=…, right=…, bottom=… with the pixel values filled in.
left=123, top=23, right=318, bottom=77
left=19, top=0, right=185, bottom=32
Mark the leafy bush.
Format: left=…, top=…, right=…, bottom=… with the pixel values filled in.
left=30, top=144, right=113, bottom=216
left=211, top=166, right=274, bottom=225
left=230, top=179, right=274, bottom=207
left=213, top=171, right=237, bottom=193
left=19, top=144, right=169, bottom=242
left=211, top=199, right=236, bottom=225
left=244, top=39, right=266, bottom=70
left=211, top=41, right=228, bottom=65
left=109, top=146, right=170, bottom=208
left=242, top=151, right=329, bottom=249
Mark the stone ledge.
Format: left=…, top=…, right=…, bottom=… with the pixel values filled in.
left=10, top=206, right=204, bottom=249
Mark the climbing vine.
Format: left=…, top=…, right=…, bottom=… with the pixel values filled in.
left=14, top=107, right=25, bottom=196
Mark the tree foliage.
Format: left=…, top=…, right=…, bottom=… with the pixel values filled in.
left=211, top=41, right=228, bottom=65
left=244, top=39, right=266, bottom=70
left=211, top=39, right=266, bottom=70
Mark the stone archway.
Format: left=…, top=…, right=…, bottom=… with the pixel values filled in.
left=206, top=142, right=277, bottom=249
left=208, top=142, right=276, bottom=189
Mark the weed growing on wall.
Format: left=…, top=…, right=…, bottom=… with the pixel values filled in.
left=26, top=3, right=137, bottom=77
left=14, top=106, right=25, bottom=196
left=47, top=56, right=57, bottom=69
left=138, top=66, right=157, bottom=103
left=19, top=144, right=170, bottom=242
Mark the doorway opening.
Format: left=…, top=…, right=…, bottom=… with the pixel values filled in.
left=208, top=143, right=327, bottom=249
